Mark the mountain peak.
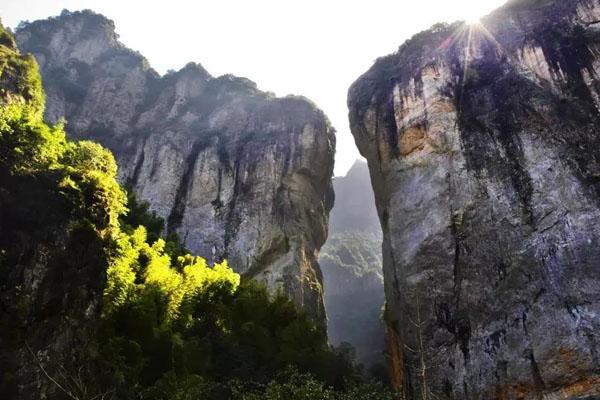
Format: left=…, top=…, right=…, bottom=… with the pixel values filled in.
left=20, top=9, right=118, bottom=43
left=15, top=9, right=123, bottom=69
left=346, top=159, right=368, bottom=176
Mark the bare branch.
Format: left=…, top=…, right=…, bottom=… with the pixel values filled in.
left=403, top=343, right=418, bottom=353
left=25, top=342, right=80, bottom=400
left=25, top=342, right=113, bottom=400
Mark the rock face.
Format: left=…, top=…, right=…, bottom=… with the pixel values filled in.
left=0, top=24, right=109, bottom=399
left=349, top=0, right=600, bottom=398
left=16, top=10, right=335, bottom=321
left=319, top=160, right=385, bottom=366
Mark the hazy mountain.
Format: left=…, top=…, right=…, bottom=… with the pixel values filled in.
left=320, top=160, right=385, bottom=366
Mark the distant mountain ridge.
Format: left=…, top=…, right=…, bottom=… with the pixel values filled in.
left=328, top=160, right=381, bottom=234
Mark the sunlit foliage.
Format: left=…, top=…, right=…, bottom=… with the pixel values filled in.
left=103, top=225, right=240, bottom=323
left=0, top=23, right=128, bottom=398
left=0, top=23, right=44, bottom=117
left=98, top=228, right=361, bottom=397
left=0, top=23, right=397, bottom=400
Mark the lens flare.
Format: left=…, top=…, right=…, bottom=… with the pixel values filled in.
left=463, top=9, right=483, bottom=25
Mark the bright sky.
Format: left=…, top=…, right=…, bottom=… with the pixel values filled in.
left=2, top=0, right=506, bottom=176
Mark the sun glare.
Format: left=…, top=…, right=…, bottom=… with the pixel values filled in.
left=461, top=6, right=485, bottom=25
left=464, top=14, right=481, bottom=25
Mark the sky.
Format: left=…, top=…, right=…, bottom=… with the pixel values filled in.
left=2, top=0, right=506, bottom=176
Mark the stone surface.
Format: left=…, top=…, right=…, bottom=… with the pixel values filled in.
left=0, top=25, right=108, bottom=399
left=16, top=10, right=336, bottom=321
left=348, top=0, right=600, bottom=398
left=319, top=160, right=385, bottom=366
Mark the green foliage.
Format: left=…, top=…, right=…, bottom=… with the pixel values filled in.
left=244, top=369, right=336, bottom=400
left=104, top=226, right=240, bottom=320
left=0, top=22, right=396, bottom=399
left=99, top=239, right=364, bottom=397
left=133, top=368, right=398, bottom=400
left=119, top=189, right=188, bottom=258
left=0, top=26, right=44, bottom=116
left=120, top=190, right=164, bottom=242
left=60, top=140, right=127, bottom=229
left=140, top=372, right=236, bottom=400
left=320, top=231, right=383, bottom=279
left=0, top=97, right=126, bottom=237
left=0, top=67, right=125, bottom=232
left=244, top=369, right=397, bottom=400
left=0, top=103, right=64, bottom=173
left=0, top=25, right=16, bottom=48
left=0, top=23, right=127, bottom=399
left=100, top=226, right=240, bottom=393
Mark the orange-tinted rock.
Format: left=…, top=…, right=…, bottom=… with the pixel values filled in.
left=349, top=0, right=600, bottom=398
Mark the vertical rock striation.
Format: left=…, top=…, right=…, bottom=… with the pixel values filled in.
left=16, top=10, right=335, bottom=321
left=349, top=0, right=600, bottom=398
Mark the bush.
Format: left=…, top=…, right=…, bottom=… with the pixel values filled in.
left=0, top=21, right=396, bottom=399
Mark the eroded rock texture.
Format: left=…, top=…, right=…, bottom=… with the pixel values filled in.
left=16, top=10, right=335, bottom=320
left=349, top=0, right=600, bottom=398
left=319, top=160, right=385, bottom=366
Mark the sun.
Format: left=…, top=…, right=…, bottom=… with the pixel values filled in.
left=463, top=12, right=482, bottom=25
left=460, top=4, right=487, bottom=25
left=465, top=17, right=481, bottom=25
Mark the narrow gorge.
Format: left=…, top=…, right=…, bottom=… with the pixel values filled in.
left=349, top=0, right=600, bottom=398
left=3, top=0, right=600, bottom=398
left=319, top=160, right=385, bottom=367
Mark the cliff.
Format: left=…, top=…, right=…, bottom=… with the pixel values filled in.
left=0, top=21, right=124, bottom=398
left=348, top=0, right=600, bottom=398
left=16, top=10, right=336, bottom=321
left=319, top=160, right=385, bottom=366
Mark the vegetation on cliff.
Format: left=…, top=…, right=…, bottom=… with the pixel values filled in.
left=0, top=22, right=395, bottom=400
left=15, top=11, right=336, bottom=327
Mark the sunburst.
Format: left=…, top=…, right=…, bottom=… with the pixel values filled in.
left=436, top=20, right=504, bottom=75
left=432, top=19, right=505, bottom=116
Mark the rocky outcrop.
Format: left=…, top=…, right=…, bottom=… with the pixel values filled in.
left=16, top=10, right=335, bottom=321
left=349, top=0, right=600, bottom=398
left=319, top=160, right=385, bottom=366
left=0, top=23, right=110, bottom=399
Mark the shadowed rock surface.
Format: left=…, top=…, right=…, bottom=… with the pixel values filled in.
left=349, top=0, right=600, bottom=398
left=16, top=10, right=336, bottom=321
left=0, top=23, right=113, bottom=398
left=319, top=160, right=385, bottom=366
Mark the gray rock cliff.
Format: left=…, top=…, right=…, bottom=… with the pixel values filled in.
left=349, top=0, right=600, bottom=398
left=16, top=10, right=336, bottom=321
